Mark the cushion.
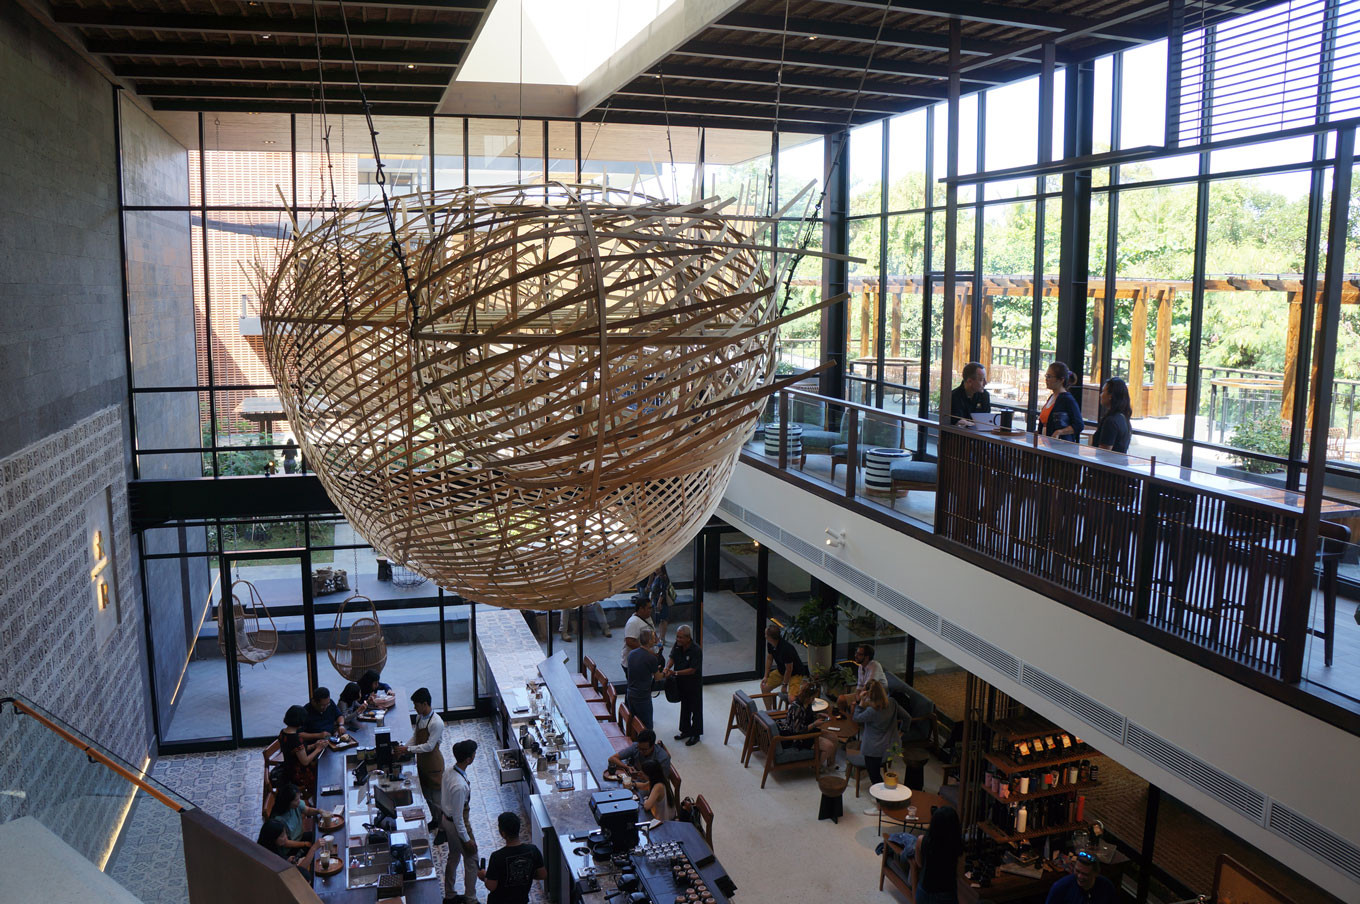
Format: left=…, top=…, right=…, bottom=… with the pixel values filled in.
left=753, top=710, right=778, bottom=733
left=889, top=460, right=938, bottom=485
left=774, top=745, right=816, bottom=765
left=735, top=689, right=756, bottom=713
left=800, top=428, right=841, bottom=451
left=830, top=443, right=848, bottom=458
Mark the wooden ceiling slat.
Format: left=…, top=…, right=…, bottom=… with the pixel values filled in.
left=650, top=62, right=948, bottom=101
left=673, top=39, right=1010, bottom=85
left=113, top=63, right=451, bottom=86
left=88, top=38, right=465, bottom=66
left=714, top=11, right=1015, bottom=57
left=52, top=9, right=475, bottom=43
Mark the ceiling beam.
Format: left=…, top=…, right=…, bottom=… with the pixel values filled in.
left=302, top=1, right=491, bottom=9
left=672, top=40, right=1008, bottom=84
left=133, top=83, right=445, bottom=103
left=810, top=0, right=1110, bottom=34
left=51, top=8, right=474, bottom=43
left=650, top=63, right=947, bottom=101
left=618, top=79, right=903, bottom=116
left=604, top=95, right=882, bottom=127
left=150, top=98, right=436, bottom=116
left=86, top=39, right=464, bottom=67
left=581, top=108, right=840, bottom=136
left=712, top=11, right=1013, bottom=58
left=113, top=64, right=451, bottom=87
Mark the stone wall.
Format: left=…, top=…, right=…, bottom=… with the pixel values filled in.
left=0, top=409, right=148, bottom=861
left=0, top=2, right=156, bottom=863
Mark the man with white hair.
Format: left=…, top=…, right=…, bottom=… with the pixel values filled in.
left=665, top=625, right=703, bottom=746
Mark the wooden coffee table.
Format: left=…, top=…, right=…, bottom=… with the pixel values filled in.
left=879, top=788, right=949, bottom=833
left=820, top=715, right=859, bottom=745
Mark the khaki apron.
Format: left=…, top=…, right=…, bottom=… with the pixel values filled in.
left=412, top=715, right=445, bottom=814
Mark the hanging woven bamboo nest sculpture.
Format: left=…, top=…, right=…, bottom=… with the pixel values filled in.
left=259, top=182, right=823, bottom=610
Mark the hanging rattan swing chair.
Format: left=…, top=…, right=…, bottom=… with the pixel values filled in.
left=217, top=579, right=279, bottom=665
left=328, top=593, right=388, bottom=681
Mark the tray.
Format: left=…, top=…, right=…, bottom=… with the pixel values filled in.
left=315, top=858, right=343, bottom=877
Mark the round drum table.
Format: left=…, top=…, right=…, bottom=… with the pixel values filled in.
left=864, top=447, right=910, bottom=495
left=763, top=422, right=803, bottom=462
left=869, top=781, right=912, bottom=832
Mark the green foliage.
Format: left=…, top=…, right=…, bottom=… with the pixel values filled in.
left=785, top=597, right=839, bottom=648
left=1230, top=414, right=1289, bottom=474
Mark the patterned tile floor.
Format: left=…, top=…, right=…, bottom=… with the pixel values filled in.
left=107, top=717, right=544, bottom=904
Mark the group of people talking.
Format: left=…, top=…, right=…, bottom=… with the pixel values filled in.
left=952, top=360, right=1133, bottom=453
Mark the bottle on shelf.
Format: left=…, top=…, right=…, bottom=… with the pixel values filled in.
left=1015, top=804, right=1029, bottom=835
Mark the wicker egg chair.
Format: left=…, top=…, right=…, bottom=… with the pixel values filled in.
left=328, top=593, right=388, bottom=681
left=217, top=579, right=279, bottom=665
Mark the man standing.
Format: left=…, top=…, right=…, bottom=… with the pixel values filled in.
left=665, top=625, right=703, bottom=746
left=625, top=628, right=661, bottom=730
left=1045, top=852, right=1117, bottom=904
left=951, top=361, right=991, bottom=424
left=760, top=623, right=808, bottom=708
left=397, top=687, right=444, bottom=829
left=477, top=811, right=546, bottom=904
left=441, top=739, right=479, bottom=904
left=836, top=644, right=887, bottom=715
left=621, top=596, right=659, bottom=670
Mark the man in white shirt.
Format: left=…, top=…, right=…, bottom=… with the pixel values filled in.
left=836, top=644, right=888, bottom=715
left=397, top=687, right=444, bottom=828
left=441, top=739, right=478, bottom=904
left=620, top=595, right=658, bottom=670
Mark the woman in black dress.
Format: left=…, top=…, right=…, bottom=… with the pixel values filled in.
left=1092, top=377, right=1132, bottom=453
left=278, top=704, right=325, bottom=801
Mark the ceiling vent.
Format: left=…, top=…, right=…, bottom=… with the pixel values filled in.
left=825, top=556, right=876, bottom=595
left=1267, top=799, right=1360, bottom=882
left=1021, top=665, right=1127, bottom=742
left=942, top=620, right=1021, bottom=681
left=1126, top=722, right=1266, bottom=822
left=778, top=529, right=824, bottom=568
left=876, top=584, right=940, bottom=633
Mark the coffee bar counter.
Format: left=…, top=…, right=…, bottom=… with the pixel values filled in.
left=312, top=694, right=441, bottom=903
left=476, top=609, right=735, bottom=904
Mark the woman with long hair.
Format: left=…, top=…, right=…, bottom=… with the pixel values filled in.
left=638, top=759, right=675, bottom=821
left=270, top=783, right=321, bottom=848
left=913, top=805, right=964, bottom=904
left=852, top=679, right=896, bottom=787
left=336, top=681, right=367, bottom=730
left=258, top=818, right=320, bottom=875
left=1092, top=377, right=1132, bottom=453
left=1040, top=361, right=1084, bottom=443
left=278, top=704, right=325, bottom=800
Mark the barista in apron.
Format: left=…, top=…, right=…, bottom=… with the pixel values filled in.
left=398, top=687, right=445, bottom=826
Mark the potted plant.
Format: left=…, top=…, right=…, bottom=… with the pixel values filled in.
left=882, top=742, right=903, bottom=789
left=785, top=598, right=839, bottom=674
left=810, top=662, right=856, bottom=697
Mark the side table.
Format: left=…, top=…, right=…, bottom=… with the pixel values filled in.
left=869, top=781, right=912, bottom=833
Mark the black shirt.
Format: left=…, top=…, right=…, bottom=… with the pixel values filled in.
left=768, top=638, right=808, bottom=676
left=1045, top=874, right=1118, bottom=904
left=668, top=643, right=703, bottom=684
left=301, top=701, right=340, bottom=735
left=950, top=384, right=991, bottom=424
left=1092, top=412, right=1131, bottom=453
left=486, top=842, right=545, bottom=904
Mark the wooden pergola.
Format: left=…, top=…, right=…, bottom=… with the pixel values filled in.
left=829, top=275, right=1360, bottom=422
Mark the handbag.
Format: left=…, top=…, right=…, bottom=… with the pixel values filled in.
left=663, top=674, right=681, bottom=703
left=675, top=796, right=696, bottom=823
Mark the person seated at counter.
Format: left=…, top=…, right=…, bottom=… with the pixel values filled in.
left=637, top=759, right=675, bottom=822
left=951, top=362, right=991, bottom=424
left=835, top=644, right=887, bottom=715
left=625, top=628, right=662, bottom=730
left=279, top=705, right=325, bottom=800
left=257, top=818, right=320, bottom=876
left=299, top=686, right=343, bottom=743
left=1040, top=362, right=1084, bottom=443
left=1092, top=378, right=1132, bottom=453
left=1046, top=852, right=1117, bottom=904
left=337, top=681, right=368, bottom=730
left=270, top=783, right=321, bottom=849
left=760, top=623, right=808, bottom=709
left=608, top=728, right=672, bottom=778
left=358, top=669, right=394, bottom=708
left=913, top=805, right=964, bottom=904
left=477, top=811, right=547, bottom=904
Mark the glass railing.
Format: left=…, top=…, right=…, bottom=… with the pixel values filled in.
left=0, top=694, right=192, bottom=904
left=741, top=386, right=1360, bottom=704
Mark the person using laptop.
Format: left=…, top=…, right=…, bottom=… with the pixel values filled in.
left=951, top=362, right=991, bottom=424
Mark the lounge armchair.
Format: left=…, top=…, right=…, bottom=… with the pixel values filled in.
left=748, top=710, right=821, bottom=789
